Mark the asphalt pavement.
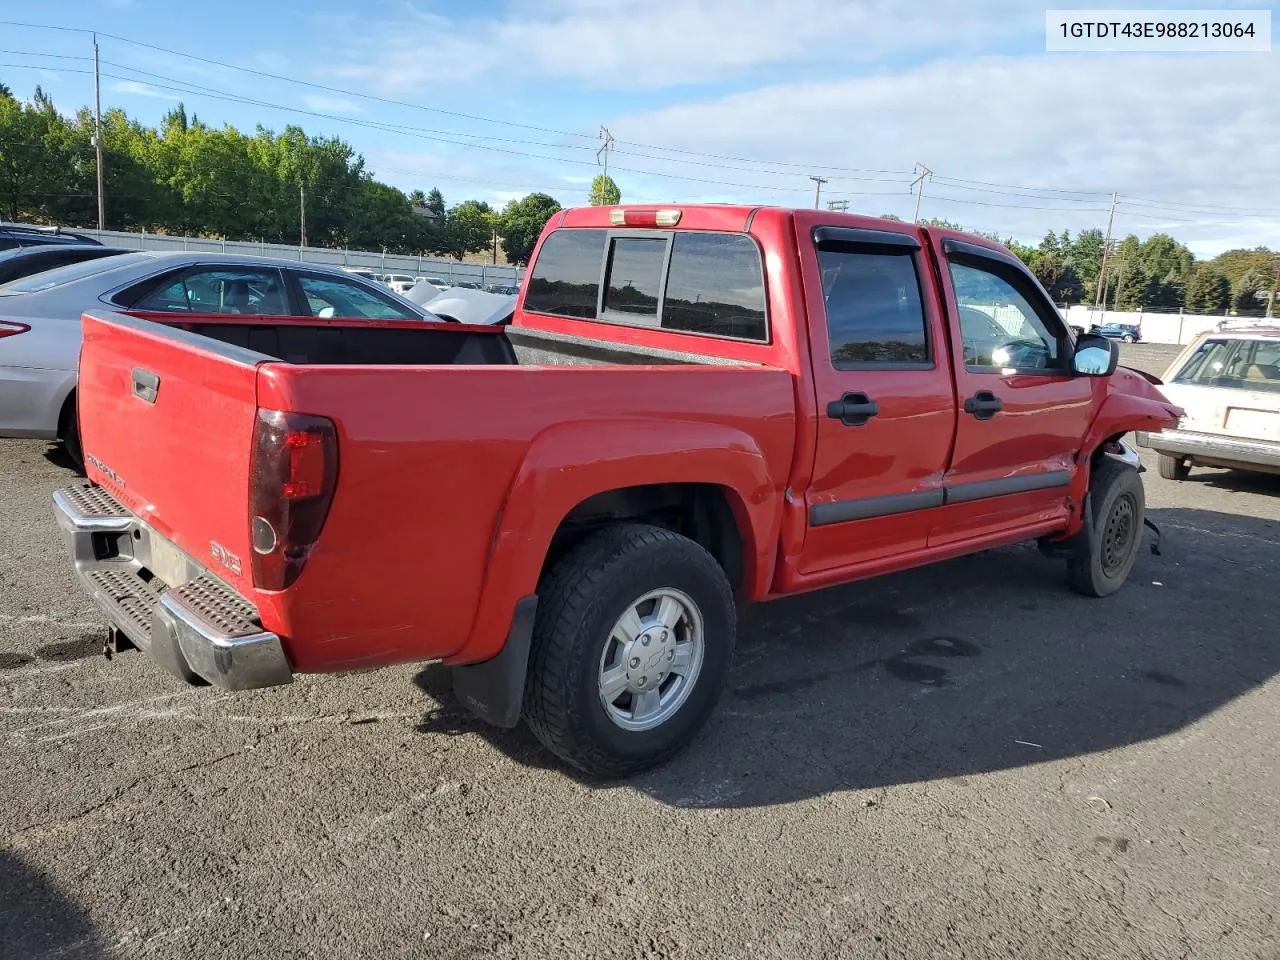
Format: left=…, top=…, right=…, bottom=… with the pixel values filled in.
left=3, top=344, right=1279, bottom=959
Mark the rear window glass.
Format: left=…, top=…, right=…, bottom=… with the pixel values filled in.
left=524, top=229, right=607, bottom=319
left=523, top=227, right=768, bottom=342
left=602, top=238, right=664, bottom=319
left=1, top=252, right=151, bottom=293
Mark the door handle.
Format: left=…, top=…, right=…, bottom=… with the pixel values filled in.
left=964, top=390, right=1003, bottom=421
left=826, top=392, right=879, bottom=427
left=131, top=367, right=160, bottom=405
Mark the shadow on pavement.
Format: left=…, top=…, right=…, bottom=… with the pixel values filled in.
left=42, top=444, right=85, bottom=477
left=0, top=851, right=106, bottom=958
left=1179, top=467, right=1280, bottom=497
left=414, top=506, right=1280, bottom=807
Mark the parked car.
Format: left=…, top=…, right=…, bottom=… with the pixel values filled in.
left=417, top=276, right=450, bottom=292
left=0, top=222, right=103, bottom=251
left=382, top=273, right=418, bottom=294
left=0, top=251, right=442, bottom=463
left=0, top=244, right=132, bottom=286
left=51, top=205, right=1181, bottom=776
left=486, top=284, right=520, bottom=295
left=1135, top=326, right=1280, bottom=479
left=1096, top=322, right=1142, bottom=343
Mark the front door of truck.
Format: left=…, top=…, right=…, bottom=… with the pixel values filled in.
left=925, top=236, right=1094, bottom=547
left=795, top=220, right=957, bottom=575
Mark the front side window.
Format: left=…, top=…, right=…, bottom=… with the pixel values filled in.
left=130, top=266, right=288, bottom=315
left=296, top=272, right=420, bottom=320
left=819, top=247, right=928, bottom=366
left=948, top=260, right=1061, bottom=371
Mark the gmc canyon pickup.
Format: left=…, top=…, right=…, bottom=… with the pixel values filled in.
left=52, top=204, right=1183, bottom=776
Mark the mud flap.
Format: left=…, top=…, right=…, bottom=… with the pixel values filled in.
left=452, top=595, right=539, bottom=728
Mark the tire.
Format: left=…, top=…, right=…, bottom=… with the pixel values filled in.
left=60, top=397, right=83, bottom=470
left=1157, top=453, right=1190, bottom=481
left=1067, top=458, right=1146, bottom=598
left=1123, top=335, right=1135, bottom=343
left=523, top=523, right=736, bottom=778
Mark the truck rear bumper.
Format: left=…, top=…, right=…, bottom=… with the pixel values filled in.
left=51, top=483, right=293, bottom=691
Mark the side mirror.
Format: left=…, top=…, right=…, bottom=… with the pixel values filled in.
left=1071, top=334, right=1118, bottom=377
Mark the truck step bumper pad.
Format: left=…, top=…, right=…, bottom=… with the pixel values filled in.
left=51, top=483, right=293, bottom=691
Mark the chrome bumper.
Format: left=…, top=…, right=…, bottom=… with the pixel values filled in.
left=51, top=484, right=292, bottom=690
left=1135, top=429, right=1280, bottom=471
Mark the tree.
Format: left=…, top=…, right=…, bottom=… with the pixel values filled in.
left=1234, top=269, right=1269, bottom=316
left=1207, top=247, right=1274, bottom=288
left=499, top=192, right=562, bottom=266
left=0, top=81, right=12, bottom=100
left=1185, top=266, right=1231, bottom=313
left=409, top=189, right=426, bottom=207
left=878, top=213, right=902, bottom=221
left=1031, top=251, right=1084, bottom=304
left=439, top=199, right=493, bottom=259
left=1112, top=260, right=1152, bottom=310
left=589, top=174, right=620, bottom=206
left=1068, top=228, right=1106, bottom=302
left=425, top=187, right=445, bottom=219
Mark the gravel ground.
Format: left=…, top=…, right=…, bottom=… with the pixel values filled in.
left=3, top=343, right=1279, bottom=959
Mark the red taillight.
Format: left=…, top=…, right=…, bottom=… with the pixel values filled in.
left=249, top=409, right=339, bottom=591
left=0, top=321, right=31, bottom=339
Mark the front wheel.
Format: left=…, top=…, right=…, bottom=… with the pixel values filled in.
left=1123, top=334, right=1136, bottom=343
left=523, top=523, right=736, bottom=777
left=1067, top=459, right=1146, bottom=598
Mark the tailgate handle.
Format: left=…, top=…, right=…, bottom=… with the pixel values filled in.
left=131, top=367, right=160, bottom=404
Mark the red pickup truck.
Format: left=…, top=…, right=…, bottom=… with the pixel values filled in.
left=52, top=204, right=1182, bottom=776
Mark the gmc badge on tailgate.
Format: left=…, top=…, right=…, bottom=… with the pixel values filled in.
left=209, top=541, right=242, bottom=576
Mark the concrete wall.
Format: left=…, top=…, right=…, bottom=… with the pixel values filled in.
left=1064, top=306, right=1239, bottom=345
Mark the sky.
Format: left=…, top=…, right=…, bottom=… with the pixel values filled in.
left=0, top=0, right=1276, bottom=257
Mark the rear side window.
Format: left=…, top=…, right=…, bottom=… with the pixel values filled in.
left=1174, top=338, right=1280, bottom=392
left=818, top=248, right=928, bottom=366
left=523, top=227, right=768, bottom=342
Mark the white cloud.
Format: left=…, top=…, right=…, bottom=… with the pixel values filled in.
left=107, top=80, right=179, bottom=101
left=605, top=52, right=1280, bottom=253
left=301, top=94, right=364, bottom=114
left=332, top=0, right=1039, bottom=91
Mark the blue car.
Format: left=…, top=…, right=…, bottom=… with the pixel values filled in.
left=1093, top=322, right=1142, bottom=343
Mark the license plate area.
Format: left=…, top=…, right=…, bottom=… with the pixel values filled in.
left=1225, top=407, right=1280, bottom=441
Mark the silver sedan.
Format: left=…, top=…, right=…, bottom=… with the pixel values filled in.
left=0, top=251, right=442, bottom=462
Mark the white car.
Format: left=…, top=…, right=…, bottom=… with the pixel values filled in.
left=1135, top=325, right=1280, bottom=479
left=0, top=251, right=441, bottom=463
left=417, top=276, right=450, bottom=292
left=382, top=273, right=418, bottom=294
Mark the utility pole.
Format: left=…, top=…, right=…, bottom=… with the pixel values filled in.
left=809, top=175, right=828, bottom=209
left=827, top=199, right=849, bottom=213
left=92, top=33, right=105, bottom=230
left=1094, top=191, right=1118, bottom=310
left=299, top=183, right=306, bottom=248
left=597, top=126, right=615, bottom=179
left=910, top=162, right=932, bottom=222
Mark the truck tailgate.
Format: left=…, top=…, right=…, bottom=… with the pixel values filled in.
left=77, top=311, right=263, bottom=595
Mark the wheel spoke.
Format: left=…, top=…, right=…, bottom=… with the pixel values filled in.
left=632, top=689, right=662, bottom=721
left=599, top=666, right=630, bottom=703
left=653, top=595, right=684, bottom=631
left=612, top=607, right=645, bottom=645
left=670, top=644, right=694, bottom=675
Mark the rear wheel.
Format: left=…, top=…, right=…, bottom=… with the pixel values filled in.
left=523, top=523, right=735, bottom=777
left=1067, top=458, right=1146, bottom=598
left=1158, top=454, right=1190, bottom=481
left=59, top=394, right=83, bottom=469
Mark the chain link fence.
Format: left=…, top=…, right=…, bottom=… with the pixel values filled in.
left=72, top=228, right=524, bottom=287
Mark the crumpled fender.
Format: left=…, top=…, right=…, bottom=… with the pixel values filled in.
left=1065, top=366, right=1185, bottom=532
left=455, top=418, right=783, bottom=664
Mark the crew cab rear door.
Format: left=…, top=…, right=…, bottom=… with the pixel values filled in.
left=793, top=215, right=957, bottom=573
left=925, top=235, right=1093, bottom=546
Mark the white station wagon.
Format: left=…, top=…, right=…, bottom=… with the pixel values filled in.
left=1136, top=324, right=1280, bottom=479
